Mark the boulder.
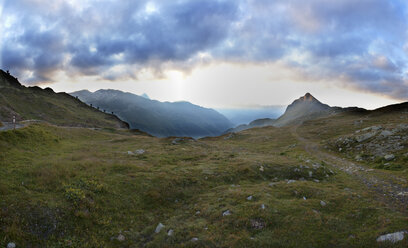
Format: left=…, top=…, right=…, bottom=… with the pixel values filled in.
left=376, top=231, right=407, bottom=243
left=7, top=243, right=16, bottom=248
left=384, top=154, right=395, bottom=161
left=155, top=223, right=165, bottom=233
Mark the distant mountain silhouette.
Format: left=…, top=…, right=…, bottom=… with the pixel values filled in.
left=227, top=93, right=366, bottom=132
left=273, top=93, right=332, bottom=127
left=216, top=106, right=285, bottom=126
left=71, top=89, right=233, bottom=138
left=0, top=69, right=128, bottom=128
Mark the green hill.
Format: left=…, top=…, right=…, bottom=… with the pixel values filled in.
left=0, top=99, right=407, bottom=246
left=0, top=70, right=128, bottom=129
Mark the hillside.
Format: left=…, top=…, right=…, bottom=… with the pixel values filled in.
left=0, top=70, right=128, bottom=129
left=1, top=103, right=408, bottom=246
left=71, top=89, right=232, bottom=138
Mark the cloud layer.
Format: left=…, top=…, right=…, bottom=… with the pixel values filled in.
left=1, top=0, right=408, bottom=99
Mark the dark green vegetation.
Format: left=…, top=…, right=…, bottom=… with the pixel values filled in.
left=0, top=70, right=128, bottom=128
left=1, top=112, right=407, bottom=247
left=71, top=89, right=232, bottom=138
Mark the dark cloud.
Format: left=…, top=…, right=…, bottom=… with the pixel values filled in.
left=1, top=0, right=408, bottom=99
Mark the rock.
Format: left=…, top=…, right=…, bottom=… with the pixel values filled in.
left=195, top=210, right=201, bottom=215
left=376, top=231, right=407, bottom=243
left=127, top=151, right=134, bottom=155
left=250, top=219, right=265, bottom=229
left=268, top=182, right=277, bottom=187
left=384, top=154, right=395, bottom=161
left=356, top=132, right=376, bottom=142
left=223, top=210, right=231, bottom=216
left=155, top=223, right=165, bottom=233
left=259, top=165, right=264, bottom=172
left=320, top=200, right=326, bottom=207
left=247, top=195, right=253, bottom=201
left=303, top=196, right=307, bottom=200
left=7, top=243, right=16, bottom=248
left=135, top=149, right=145, bottom=154
left=287, top=180, right=296, bottom=184
left=380, top=130, right=393, bottom=137
left=313, top=179, right=320, bottom=183
left=261, top=204, right=266, bottom=210
left=191, top=237, right=199, bottom=242
left=172, top=138, right=183, bottom=145
left=355, top=155, right=363, bottom=161
left=308, top=171, right=313, bottom=177
left=117, top=234, right=126, bottom=242
left=167, top=229, right=174, bottom=236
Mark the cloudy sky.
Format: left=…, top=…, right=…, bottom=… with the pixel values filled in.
left=1, top=0, right=408, bottom=109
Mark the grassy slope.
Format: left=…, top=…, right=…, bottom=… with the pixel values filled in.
left=0, top=123, right=407, bottom=247
left=297, top=105, right=408, bottom=174
left=0, top=71, right=127, bottom=128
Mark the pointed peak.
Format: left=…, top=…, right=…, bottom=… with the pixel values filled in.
left=302, top=93, right=316, bottom=101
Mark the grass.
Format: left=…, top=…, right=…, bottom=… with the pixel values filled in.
left=0, top=123, right=408, bottom=247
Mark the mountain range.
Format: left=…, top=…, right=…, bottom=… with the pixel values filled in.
left=71, top=89, right=233, bottom=138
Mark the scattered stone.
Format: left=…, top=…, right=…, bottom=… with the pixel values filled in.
left=155, top=223, right=165, bottom=233
left=117, top=234, right=126, bottom=242
left=191, top=237, right=199, bottom=242
left=247, top=195, right=253, bottom=201
left=172, top=138, right=184, bottom=145
left=320, top=200, right=327, bottom=207
left=167, top=229, right=174, bottom=236
left=339, top=148, right=342, bottom=152
left=287, top=180, right=296, bottom=184
left=195, top=211, right=201, bottom=215
left=356, top=132, right=376, bottom=142
left=376, top=231, right=407, bottom=243
left=224, top=133, right=235, bottom=140
left=127, top=151, right=134, bottom=155
left=7, top=243, right=16, bottom=248
left=261, top=204, right=266, bottom=210
left=308, top=171, right=313, bottom=177
left=250, top=219, right=265, bottom=229
left=313, top=179, right=320, bottom=183
left=135, top=149, right=145, bottom=154
left=259, top=165, right=264, bottom=172
left=303, top=196, right=307, bottom=200
left=384, top=154, right=395, bottom=161
left=223, top=210, right=231, bottom=216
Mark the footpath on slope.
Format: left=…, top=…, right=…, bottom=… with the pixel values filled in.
left=291, top=125, right=408, bottom=215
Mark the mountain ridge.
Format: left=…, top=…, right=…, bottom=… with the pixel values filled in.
left=71, top=89, right=233, bottom=138
left=0, top=70, right=128, bottom=128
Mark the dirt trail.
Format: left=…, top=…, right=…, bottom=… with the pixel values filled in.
left=291, top=125, right=408, bottom=214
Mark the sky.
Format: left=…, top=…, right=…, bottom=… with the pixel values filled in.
left=1, top=0, right=408, bottom=109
